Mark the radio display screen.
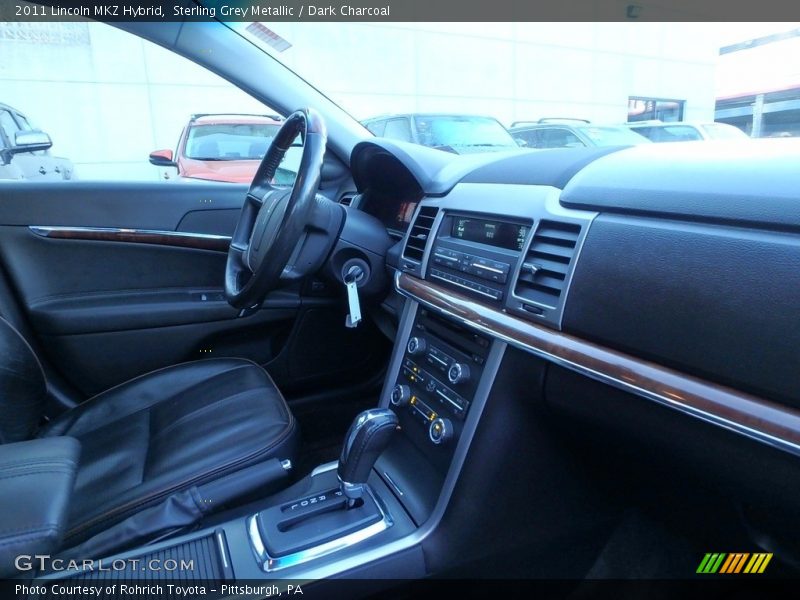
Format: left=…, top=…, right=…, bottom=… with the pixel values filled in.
left=451, top=217, right=528, bottom=251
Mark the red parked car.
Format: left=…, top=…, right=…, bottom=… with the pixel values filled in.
left=149, top=113, right=290, bottom=184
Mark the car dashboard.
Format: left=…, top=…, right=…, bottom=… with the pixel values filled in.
left=360, top=137, right=800, bottom=574
left=35, top=137, right=800, bottom=587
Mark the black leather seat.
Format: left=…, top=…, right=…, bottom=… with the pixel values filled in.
left=0, top=317, right=298, bottom=548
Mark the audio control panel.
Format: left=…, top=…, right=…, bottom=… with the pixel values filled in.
left=390, top=308, right=490, bottom=452
left=425, top=213, right=531, bottom=304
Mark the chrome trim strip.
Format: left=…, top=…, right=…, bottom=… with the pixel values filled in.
left=310, top=461, right=338, bottom=477
left=216, top=531, right=229, bottom=569
left=395, top=270, right=800, bottom=459
left=382, top=471, right=404, bottom=497
left=29, top=225, right=232, bottom=242
left=430, top=353, right=448, bottom=367
left=436, top=388, right=462, bottom=411
left=471, top=262, right=504, bottom=274
left=247, top=486, right=393, bottom=573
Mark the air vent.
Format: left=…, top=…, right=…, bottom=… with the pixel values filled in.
left=339, top=191, right=357, bottom=206
left=514, top=220, right=581, bottom=308
left=403, top=206, right=439, bottom=262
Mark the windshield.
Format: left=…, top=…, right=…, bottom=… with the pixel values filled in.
left=2, top=20, right=785, bottom=183
left=413, top=116, right=517, bottom=148
left=231, top=22, right=773, bottom=156
left=185, top=123, right=281, bottom=160
left=577, top=126, right=651, bottom=146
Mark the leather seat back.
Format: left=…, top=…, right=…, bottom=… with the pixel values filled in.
left=0, top=317, right=46, bottom=443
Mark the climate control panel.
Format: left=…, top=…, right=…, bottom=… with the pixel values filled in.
left=389, top=308, right=490, bottom=450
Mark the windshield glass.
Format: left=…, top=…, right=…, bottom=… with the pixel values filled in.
left=413, top=116, right=517, bottom=148
left=577, top=126, right=651, bottom=146
left=185, top=123, right=281, bottom=160
left=2, top=19, right=785, bottom=183
left=231, top=22, right=773, bottom=155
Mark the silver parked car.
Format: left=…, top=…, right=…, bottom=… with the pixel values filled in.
left=362, top=113, right=520, bottom=154
left=0, top=103, right=74, bottom=181
left=510, top=118, right=651, bottom=148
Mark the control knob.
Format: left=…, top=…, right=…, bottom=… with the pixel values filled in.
left=429, top=417, right=453, bottom=446
left=447, top=362, right=471, bottom=385
left=407, top=336, right=427, bottom=356
left=390, top=384, right=411, bottom=407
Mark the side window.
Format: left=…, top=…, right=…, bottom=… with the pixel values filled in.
left=511, top=131, right=533, bottom=148
left=365, top=120, right=386, bottom=136
left=659, top=126, right=702, bottom=141
left=513, top=129, right=539, bottom=147
left=641, top=126, right=701, bottom=142
left=14, top=113, right=33, bottom=131
left=0, top=22, right=282, bottom=183
left=538, top=128, right=585, bottom=148
left=382, top=118, right=413, bottom=143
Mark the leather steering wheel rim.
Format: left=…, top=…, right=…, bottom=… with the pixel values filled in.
left=225, top=108, right=327, bottom=310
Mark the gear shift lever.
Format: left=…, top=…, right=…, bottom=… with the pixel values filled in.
left=251, top=408, right=398, bottom=562
left=337, top=408, right=399, bottom=506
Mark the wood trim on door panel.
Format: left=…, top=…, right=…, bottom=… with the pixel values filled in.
left=29, top=226, right=231, bottom=253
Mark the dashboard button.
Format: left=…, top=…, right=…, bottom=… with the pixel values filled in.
left=390, top=384, right=411, bottom=407
left=521, top=303, right=544, bottom=315
left=429, top=418, right=453, bottom=445
left=448, top=362, right=471, bottom=385
left=407, top=336, right=427, bottom=355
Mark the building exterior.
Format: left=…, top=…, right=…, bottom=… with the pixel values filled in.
left=715, top=28, right=800, bottom=137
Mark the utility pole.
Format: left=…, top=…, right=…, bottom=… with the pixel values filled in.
left=751, top=94, right=765, bottom=138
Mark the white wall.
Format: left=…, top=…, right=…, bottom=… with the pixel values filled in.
left=0, top=21, right=720, bottom=180
left=268, top=22, right=719, bottom=124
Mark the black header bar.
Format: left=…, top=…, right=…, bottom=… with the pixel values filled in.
left=4, top=0, right=800, bottom=22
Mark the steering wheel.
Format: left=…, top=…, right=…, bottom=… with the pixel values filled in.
left=225, top=108, right=327, bottom=310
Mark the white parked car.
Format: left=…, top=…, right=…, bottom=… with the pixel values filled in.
left=626, top=120, right=749, bottom=142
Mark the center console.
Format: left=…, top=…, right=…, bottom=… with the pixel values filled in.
left=389, top=308, right=490, bottom=452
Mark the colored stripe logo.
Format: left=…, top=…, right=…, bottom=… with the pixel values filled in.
left=697, top=552, right=772, bottom=574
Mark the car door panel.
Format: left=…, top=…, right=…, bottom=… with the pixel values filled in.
left=36, top=307, right=298, bottom=397
left=0, top=180, right=386, bottom=400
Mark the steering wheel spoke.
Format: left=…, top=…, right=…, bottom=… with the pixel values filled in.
left=245, top=193, right=264, bottom=208
left=245, top=184, right=277, bottom=207
left=224, top=108, right=328, bottom=310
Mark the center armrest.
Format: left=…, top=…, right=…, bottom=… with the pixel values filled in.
left=0, top=436, right=80, bottom=577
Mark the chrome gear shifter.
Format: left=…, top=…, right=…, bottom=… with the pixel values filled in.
left=337, top=408, right=399, bottom=506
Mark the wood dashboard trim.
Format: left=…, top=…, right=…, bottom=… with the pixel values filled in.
left=396, top=271, right=800, bottom=457
left=29, top=226, right=231, bottom=253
